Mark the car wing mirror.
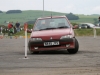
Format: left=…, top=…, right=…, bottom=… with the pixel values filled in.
left=27, top=29, right=32, bottom=33
left=72, top=26, right=75, bottom=29
left=73, top=25, right=78, bottom=29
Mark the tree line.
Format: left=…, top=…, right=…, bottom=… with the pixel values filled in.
left=0, top=10, right=3, bottom=13
left=0, top=10, right=22, bottom=14
left=6, top=10, right=22, bottom=14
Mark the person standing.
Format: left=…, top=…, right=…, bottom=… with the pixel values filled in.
left=98, top=16, right=100, bottom=27
left=8, top=22, right=14, bottom=36
left=15, top=21, right=20, bottom=32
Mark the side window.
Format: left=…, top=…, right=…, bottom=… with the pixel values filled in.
left=34, top=20, right=42, bottom=30
left=81, top=24, right=83, bottom=26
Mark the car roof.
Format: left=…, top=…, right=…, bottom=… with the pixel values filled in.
left=37, top=15, right=67, bottom=20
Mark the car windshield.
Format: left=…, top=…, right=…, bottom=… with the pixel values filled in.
left=33, top=18, right=70, bottom=31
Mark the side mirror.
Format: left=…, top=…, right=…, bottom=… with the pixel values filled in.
left=71, top=24, right=75, bottom=29
left=72, top=26, right=75, bottom=29
left=73, top=25, right=78, bottom=29
left=27, top=29, right=32, bottom=33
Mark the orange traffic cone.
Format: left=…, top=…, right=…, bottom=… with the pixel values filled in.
left=0, top=36, right=3, bottom=39
left=15, top=36, right=17, bottom=39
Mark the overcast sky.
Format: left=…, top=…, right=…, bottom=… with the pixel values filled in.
left=0, top=0, right=100, bottom=15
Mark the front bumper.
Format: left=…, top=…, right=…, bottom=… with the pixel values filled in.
left=28, top=38, right=75, bottom=51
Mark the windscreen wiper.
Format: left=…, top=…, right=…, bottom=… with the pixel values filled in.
left=57, top=26, right=69, bottom=28
left=39, top=28, right=57, bottom=30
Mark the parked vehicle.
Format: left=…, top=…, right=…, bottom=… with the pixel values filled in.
left=96, top=23, right=100, bottom=27
left=27, top=16, right=79, bottom=54
left=79, top=23, right=95, bottom=29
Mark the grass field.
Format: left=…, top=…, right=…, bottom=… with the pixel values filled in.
left=0, top=10, right=99, bottom=26
left=0, top=10, right=65, bottom=25
left=70, top=14, right=98, bottom=23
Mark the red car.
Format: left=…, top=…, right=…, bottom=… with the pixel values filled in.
left=28, top=16, right=79, bottom=54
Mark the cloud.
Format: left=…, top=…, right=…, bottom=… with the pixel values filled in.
left=91, top=6, right=100, bottom=14
left=58, top=4, right=76, bottom=13
left=93, top=6, right=100, bottom=12
left=0, top=0, right=100, bottom=14
left=44, top=3, right=76, bottom=13
left=66, top=4, right=75, bottom=9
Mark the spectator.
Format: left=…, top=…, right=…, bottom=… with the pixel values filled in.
left=98, top=16, right=100, bottom=27
left=8, top=22, right=14, bottom=36
left=15, top=21, right=20, bottom=32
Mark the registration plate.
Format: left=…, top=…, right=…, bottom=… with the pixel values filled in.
left=44, top=41, right=59, bottom=46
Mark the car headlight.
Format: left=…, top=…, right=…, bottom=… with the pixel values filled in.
left=60, top=35, right=73, bottom=39
left=30, top=38, right=42, bottom=41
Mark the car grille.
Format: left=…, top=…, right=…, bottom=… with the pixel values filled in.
left=39, top=45, right=65, bottom=48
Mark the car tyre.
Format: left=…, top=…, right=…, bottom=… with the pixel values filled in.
left=29, top=48, right=39, bottom=54
left=67, top=38, right=79, bottom=54
left=32, top=51, right=39, bottom=54
left=28, top=42, right=39, bottom=54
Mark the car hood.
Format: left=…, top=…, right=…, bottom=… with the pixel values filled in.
left=31, top=28, right=72, bottom=37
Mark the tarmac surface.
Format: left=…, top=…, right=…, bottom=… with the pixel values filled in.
left=0, top=36, right=100, bottom=75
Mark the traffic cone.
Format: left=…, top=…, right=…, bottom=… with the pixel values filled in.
left=0, top=35, right=3, bottom=39
left=23, top=36, right=25, bottom=39
left=28, top=36, right=30, bottom=38
left=15, top=36, right=17, bottom=39
left=0, top=36, right=2, bottom=39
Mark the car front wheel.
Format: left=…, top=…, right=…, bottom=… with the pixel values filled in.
left=29, top=47, right=39, bottom=54
left=67, top=38, right=79, bottom=54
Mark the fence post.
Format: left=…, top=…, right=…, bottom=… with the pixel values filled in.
left=24, top=23, right=28, bottom=59
left=25, top=29, right=28, bottom=58
left=93, top=28, right=96, bottom=38
left=0, top=27, right=2, bottom=34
